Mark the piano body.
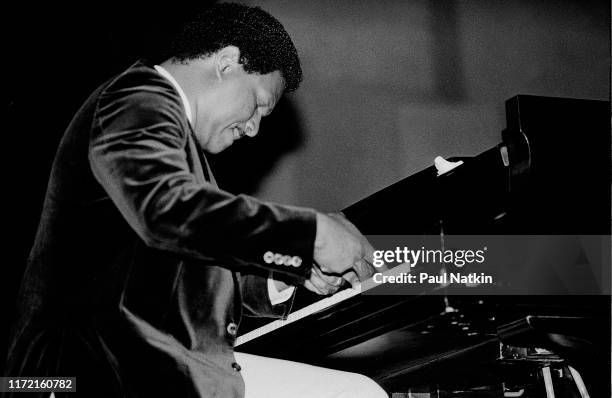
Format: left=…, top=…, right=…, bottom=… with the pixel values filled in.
left=236, top=95, right=611, bottom=397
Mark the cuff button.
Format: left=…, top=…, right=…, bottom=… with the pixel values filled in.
left=273, top=253, right=284, bottom=265
left=227, top=322, right=238, bottom=336
left=263, top=251, right=274, bottom=264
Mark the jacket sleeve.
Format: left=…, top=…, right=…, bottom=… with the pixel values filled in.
left=88, top=69, right=315, bottom=279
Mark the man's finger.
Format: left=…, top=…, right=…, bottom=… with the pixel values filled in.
left=304, top=279, right=325, bottom=295
left=352, top=258, right=376, bottom=281
left=342, top=270, right=360, bottom=289
left=309, top=275, right=330, bottom=292
left=307, top=269, right=341, bottom=295
left=313, top=265, right=344, bottom=288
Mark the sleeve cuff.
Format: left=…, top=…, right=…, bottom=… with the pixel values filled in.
left=268, top=277, right=296, bottom=305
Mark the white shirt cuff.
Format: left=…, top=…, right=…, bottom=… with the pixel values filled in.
left=267, top=277, right=296, bottom=305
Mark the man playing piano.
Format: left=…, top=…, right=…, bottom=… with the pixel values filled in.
left=5, top=3, right=386, bottom=398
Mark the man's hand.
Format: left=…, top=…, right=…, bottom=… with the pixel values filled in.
left=313, top=212, right=376, bottom=288
left=327, top=212, right=378, bottom=280
left=303, top=265, right=346, bottom=295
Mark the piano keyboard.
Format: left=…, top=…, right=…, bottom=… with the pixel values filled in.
left=235, top=262, right=418, bottom=347
left=235, top=284, right=362, bottom=346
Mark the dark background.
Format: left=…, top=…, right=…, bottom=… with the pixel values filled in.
left=2, top=1, right=214, bottom=371
left=2, top=0, right=610, bottom=374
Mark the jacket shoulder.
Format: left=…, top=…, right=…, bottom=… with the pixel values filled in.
left=104, top=62, right=178, bottom=98
left=94, top=62, right=188, bottom=131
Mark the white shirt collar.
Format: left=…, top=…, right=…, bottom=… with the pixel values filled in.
left=154, top=64, right=193, bottom=125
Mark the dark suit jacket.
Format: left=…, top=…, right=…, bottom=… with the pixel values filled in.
left=5, top=61, right=316, bottom=398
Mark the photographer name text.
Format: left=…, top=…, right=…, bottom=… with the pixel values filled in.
left=372, top=272, right=493, bottom=285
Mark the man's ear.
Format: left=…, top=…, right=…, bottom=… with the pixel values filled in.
left=215, top=45, right=241, bottom=80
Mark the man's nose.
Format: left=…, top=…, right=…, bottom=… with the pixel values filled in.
left=244, top=114, right=261, bottom=137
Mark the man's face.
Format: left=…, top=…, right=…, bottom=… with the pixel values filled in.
left=194, top=67, right=285, bottom=154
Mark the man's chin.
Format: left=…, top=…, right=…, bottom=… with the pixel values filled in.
left=200, top=131, right=236, bottom=154
left=205, top=140, right=234, bottom=154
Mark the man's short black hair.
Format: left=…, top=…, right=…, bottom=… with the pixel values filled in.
left=170, top=3, right=302, bottom=92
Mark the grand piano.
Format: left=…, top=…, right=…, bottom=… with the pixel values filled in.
left=236, top=95, right=611, bottom=397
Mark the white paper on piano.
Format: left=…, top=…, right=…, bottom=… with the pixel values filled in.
left=434, top=156, right=464, bottom=176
